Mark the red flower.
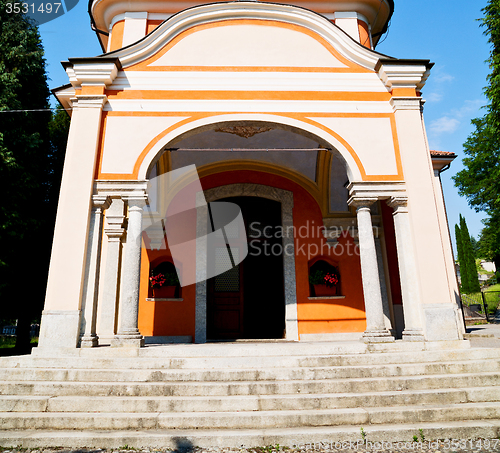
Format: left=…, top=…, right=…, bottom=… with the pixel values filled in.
left=150, top=273, right=167, bottom=288
left=323, top=272, right=338, bottom=288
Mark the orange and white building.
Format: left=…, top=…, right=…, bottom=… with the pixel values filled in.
left=39, top=0, right=465, bottom=351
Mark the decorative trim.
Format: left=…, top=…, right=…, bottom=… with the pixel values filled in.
left=63, top=58, right=121, bottom=88
left=214, top=125, right=273, bottom=138
left=145, top=298, right=184, bottom=301
left=307, top=296, right=346, bottom=300
left=101, top=3, right=383, bottom=70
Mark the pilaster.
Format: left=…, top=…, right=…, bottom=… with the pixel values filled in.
left=387, top=196, right=425, bottom=341
left=80, top=195, right=111, bottom=347
left=38, top=59, right=120, bottom=350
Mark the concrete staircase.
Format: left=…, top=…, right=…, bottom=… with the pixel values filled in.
left=1, top=341, right=500, bottom=448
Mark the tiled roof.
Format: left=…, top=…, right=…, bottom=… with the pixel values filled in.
left=430, top=150, right=457, bottom=158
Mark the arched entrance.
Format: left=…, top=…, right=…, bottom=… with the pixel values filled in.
left=207, top=196, right=285, bottom=340
left=199, top=183, right=297, bottom=343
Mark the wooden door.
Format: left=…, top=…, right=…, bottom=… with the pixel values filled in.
left=208, top=248, right=244, bottom=339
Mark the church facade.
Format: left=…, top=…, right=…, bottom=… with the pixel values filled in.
left=38, top=0, right=465, bottom=351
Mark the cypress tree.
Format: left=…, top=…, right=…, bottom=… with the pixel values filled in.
left=459, top=215, right=481, bottom=294
left=455, top=221, right=469, bottom=293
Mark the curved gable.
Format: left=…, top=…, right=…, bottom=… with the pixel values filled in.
left=107, top=3, right=387, bottom=71
left=148, top=22, right=349, bottom=69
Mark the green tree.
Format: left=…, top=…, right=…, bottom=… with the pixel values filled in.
left=453, top=0, right=500, bottom=273
left=470, top=236, right=481, bottom=260
left=478, top=213, right=500, bottom=271
left=461, top=215, right=481, bottom=293
left=455, top=223, right=467, bottom=291
left=0, top=2, right=67, bottom=352
left=456, top=215, right=481, bottom=294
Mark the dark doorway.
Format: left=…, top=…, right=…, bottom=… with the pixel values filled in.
left=207, top=197, right=285, bottom=340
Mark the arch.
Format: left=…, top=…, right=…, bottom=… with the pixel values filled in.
left=137, top=114, right=363, bottom=181
left=195, top=183, right=298, bottom=342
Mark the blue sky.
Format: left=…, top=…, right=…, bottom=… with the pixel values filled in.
left=39, top=0, right=491, bottom=247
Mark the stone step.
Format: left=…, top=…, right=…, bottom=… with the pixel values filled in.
left=7, top=345, right=500, bottom=370
left=1, top=372, right=498, bottom=396
left=1, top=359, right=499, bottom=383
left=1, top=387, right=498, bottom=413
left=29, top=339, right=474, bottom=360
left=1, top=420, right=500, bottom=449
left=1, top=402, right=500, bottom=430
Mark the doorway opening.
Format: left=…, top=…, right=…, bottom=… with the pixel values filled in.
left=207, top=196, right=285, bottom=340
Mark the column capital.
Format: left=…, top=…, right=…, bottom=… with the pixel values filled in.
left=390, top=97, right=423, bottom=111
left=92, top=195, right=111, bottom=211
left=125, top=195, right=148, bottom=211
left=104, top=228, right=125, bottom=240
left=72, top=95, right=108, bottom=109
left=387, top=196, right=409, bottom=214
left=63, top=57, right=121, bottom=88
left=348, top=196, right=378, bottom=209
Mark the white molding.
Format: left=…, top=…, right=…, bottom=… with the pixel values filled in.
left=66, top=61, right=120, bottom=88
left=347, top=181, right=406, bottom=200
left=94, top=179, right=149, bottom=197
left=378, top=63, right=431, bottom=91
left=106, top=2, right=384, bottom=71
left=390, top=97, right=423, bottom=111
left=104, top=99, right=393, bottom=114
left=148, top=13, right=172, bottom=20
left=109, top=71, right=387, bottom=93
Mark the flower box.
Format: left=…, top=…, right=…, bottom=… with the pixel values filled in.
left=313, top=284, right=338, bottom=297
left=152, top=285, right=177, bottom=299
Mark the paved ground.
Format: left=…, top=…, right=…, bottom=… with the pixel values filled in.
left=2, top=441, right=500, bottom=453
left=467, top=310, right=500, bottom=348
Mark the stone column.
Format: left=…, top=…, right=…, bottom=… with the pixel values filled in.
left=80, top=195, right=111, bottom=347
left=112, top=196, right=147, bottom=347
left=388, top=197, right=425, bottom=341
left=349, top=197, right=394, bottom=342
left=98, top=198, right=126, bottom=343
left=374, top=237, right=394, bottom=334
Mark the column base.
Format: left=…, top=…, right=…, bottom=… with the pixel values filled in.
left=80, top=335, right=99, bottom=348
left=111, top=333, right=144, bottom=348
left=362, top=329, right=395, bottom=343
left=402, top=329, right=425, bottom=342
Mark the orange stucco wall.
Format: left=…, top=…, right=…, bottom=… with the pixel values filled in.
left=147, top=20, right=164, bottom=35
left=137, top=169, right=366, bottom=339
left=109, top=20, right=125, bottom=52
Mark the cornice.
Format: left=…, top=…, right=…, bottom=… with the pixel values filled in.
left=377, top=58, right=434, bottom=91
left=62, top=57, right=122, bottom=88
left=90, top=0, right=393, bottom=50
left=101, top=2, right=391, bottom=71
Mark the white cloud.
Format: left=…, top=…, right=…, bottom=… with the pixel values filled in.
left=433, top=73, right=455, bottom=84
left=451, top=99, right=485, bottom=118
left=428, top=99, right=486, bottom=137
left=429, top=116, right=460, bottom=135
left=425, top=92, right=444, bottom=102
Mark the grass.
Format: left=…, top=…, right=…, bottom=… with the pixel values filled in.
left=0, top=336, right=16, bottom=349
left=485, top=284, right=500, bottom=292
left=0, top=336, right=38, bottom=356
left=484, top=284, right=500, bottom=315
left=462, top=284, right=500, bottom=316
